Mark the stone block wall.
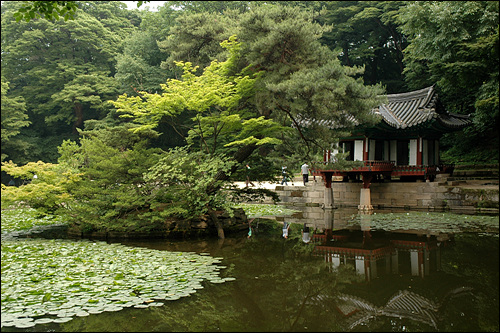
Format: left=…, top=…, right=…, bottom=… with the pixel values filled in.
left=273, top=179, right=499, bottom=212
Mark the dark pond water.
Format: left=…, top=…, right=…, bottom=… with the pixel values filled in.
left=3, top=208, right=499, bottom=332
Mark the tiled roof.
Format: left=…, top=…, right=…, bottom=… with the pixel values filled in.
left=297, top=85, right=471, bottom=131
left=374, top=85, right=471, bottom=129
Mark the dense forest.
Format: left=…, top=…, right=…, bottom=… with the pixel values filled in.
left=1, top=1, right=498, bottom=234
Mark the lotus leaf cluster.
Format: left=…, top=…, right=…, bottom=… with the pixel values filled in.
left=1, top=238, right=232, bottom=329
left=1, top=207, right=66, bottom=232
left=346, top=211, right=499, bottom=234
left=233, top=203, right=300, bottom=218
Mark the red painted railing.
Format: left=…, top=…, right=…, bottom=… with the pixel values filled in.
left=313, top=245, right=394, bottom=260
left=311, top=161, right=449, bottom=179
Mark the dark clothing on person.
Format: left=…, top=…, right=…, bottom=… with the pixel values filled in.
left=302, top=223, right=310, bottom=243
left=281, top=166, right=288, bottom=185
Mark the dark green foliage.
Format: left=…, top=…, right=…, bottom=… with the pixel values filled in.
left=319, top=1, right=409, bottom=93
left=57, top=124, right=165, bottom=232
left=398, top=1, right=499, bottom=163
left=1, top=1, right=137, bottom=163
left=1, top=79, right=30, bottom=162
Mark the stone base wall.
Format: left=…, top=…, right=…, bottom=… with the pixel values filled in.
left=273, top=178, right=499, bottom=213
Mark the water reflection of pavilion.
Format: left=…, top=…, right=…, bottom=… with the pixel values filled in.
left=317, top=285, right=474, bottom=331
left=304, top=208, right=447, bottom=281
left=313, top=229, right=442, bottom=281
left=288, top=207, right=475, bottom=331
left=280, top=206, right=450, bottom=281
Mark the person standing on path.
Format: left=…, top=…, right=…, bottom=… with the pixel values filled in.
left=281, top=166, right=288, bottom=185
left=301, top=162, right=309, bottom=185
left=245, top=164, right=255, bottom=187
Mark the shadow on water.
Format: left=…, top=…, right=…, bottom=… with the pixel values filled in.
left=3, top=207, right=499, bottom=332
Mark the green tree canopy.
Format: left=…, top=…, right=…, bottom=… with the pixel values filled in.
left=398, top=1, right=499, bottom=162
left=1, top=79, right=31, bottom=162
left=319, top=1, right=408, bottom=93
left=1, top=1, right=138, bottom=163
left=159, top=4, right=385, bottom=158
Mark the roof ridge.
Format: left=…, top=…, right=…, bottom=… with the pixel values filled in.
left=387, top=86, right=434, bottom=102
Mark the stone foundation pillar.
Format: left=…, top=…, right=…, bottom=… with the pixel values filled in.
left=324, top=187, right=334, bottom=209
left=358, top=188, right=373, bottom=210
left=323, top=208, right=333, bottom=241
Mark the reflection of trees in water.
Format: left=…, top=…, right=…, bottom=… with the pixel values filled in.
left=58, top=232, right=497, bottom=332
left=60, top=236, right=363, bottom=332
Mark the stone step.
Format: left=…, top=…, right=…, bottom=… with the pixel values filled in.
left=446, top=176, right=499, bottom=181
left=435, top=173, right=451, bottom=179
left=453, top=170, right=499, bottom=177
left=447, top=180, right=467, bottom=186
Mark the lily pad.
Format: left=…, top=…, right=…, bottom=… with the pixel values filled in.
left=1, top=238, right=234, bottom=327
left=53, top=317, right=73, bottom=323
left=34, top=318, right=54, bottom=324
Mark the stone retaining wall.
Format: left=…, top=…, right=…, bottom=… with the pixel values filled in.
left=273, top=178, right=499, bottom=212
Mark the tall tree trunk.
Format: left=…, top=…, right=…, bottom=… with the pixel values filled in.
left=205, top=143, right=259, bottom=239
left=206, top=143, right=258, bottom=195
left=208, top=207, right=225, bottom=239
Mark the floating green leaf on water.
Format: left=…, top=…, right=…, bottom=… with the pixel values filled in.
left=1, top=238, right=233, bottom=328
left=1, top=207, right=66, bottom=232
left=345, top=211, right=499, bottom=234
left=232, top=203, right=300, bottom=218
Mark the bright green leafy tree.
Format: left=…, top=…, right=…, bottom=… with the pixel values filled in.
left=112, top=36, right=285, bottom=237
left=1, top=160, right=81, bottom=216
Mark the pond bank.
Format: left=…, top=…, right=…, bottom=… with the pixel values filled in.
left=65, top=208, right=251, bottom=241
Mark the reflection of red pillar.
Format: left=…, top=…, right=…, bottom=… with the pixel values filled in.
left=325, top=229, right=333, bottom=241
left=418, top=249, right=425, bottom=278
left=362, top=230, right=372, bottom=246
left=364, top=258, right=371, bottom=282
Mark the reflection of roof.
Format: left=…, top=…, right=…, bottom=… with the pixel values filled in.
left=332, top=286, right=475, bottom=331
left=336, top=290, right=439, bottom=330
left=297, top=85, right=471, bottom=133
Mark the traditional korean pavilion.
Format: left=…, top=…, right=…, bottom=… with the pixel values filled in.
left=307, top=85, right=472, bottom=209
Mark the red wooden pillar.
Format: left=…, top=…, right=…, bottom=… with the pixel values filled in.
left=363, top=138, right=369, bottom=161
left=417, top=137, right=423, bottom=166
left=361, top=173, right=373, bottom=189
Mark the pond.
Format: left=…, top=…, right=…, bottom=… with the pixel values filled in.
left=1, top=207, right=498, bottom=332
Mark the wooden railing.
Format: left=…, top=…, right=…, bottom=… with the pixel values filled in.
left=311, top=161, right=453, bottom=179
